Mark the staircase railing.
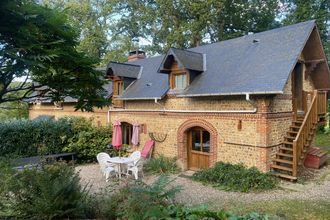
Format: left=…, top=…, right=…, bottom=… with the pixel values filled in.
left=292, top=90, right=327, bottom=177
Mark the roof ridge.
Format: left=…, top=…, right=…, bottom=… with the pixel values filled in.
left=108, top=61, right=141, bottom=67
left=127, top=20, right=316, bottom=63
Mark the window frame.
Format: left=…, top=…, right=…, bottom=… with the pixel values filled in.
left=121, top=122, right=133, bottom=145
left=190, top=127, right=210, bottom=153
left=169, top=61, right=189, bottom=90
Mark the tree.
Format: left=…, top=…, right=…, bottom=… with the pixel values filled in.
left=282, top=0, right=330, bottom=62
left=0, top=0, right=108, bottom=111
left=43, top=0, right=112, bottom=62
left=109, top=0, right=280, bottom=55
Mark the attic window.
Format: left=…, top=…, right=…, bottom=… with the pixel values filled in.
left=169, top=61, right=189, bottom=90
left=171, top=73, right=188, bottom=90
left=113, top=80, right=124, bottom=96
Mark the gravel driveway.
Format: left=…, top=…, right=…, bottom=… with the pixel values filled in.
left=76, top=163, right=330, bottom=208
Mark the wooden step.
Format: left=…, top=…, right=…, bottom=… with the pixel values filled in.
left=272, top=172, right=297, bottom=181
left=290, top=125, right=300, bottom=130
left=277, top=152, right=293, bottom=158
left=271, top=164, right=293, bottom=172
left=280, top=147, right=293, bottom=151
left=285, top=136, right=295, bottom=140
left=273, top=158, right=293, bottom=165
left=287, top=131, right=298, bottom=135
left=293, top=121, right=302, bottom=125
left=283, top=141, right=293, bottom=145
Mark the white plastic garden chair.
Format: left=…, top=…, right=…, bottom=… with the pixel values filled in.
left=126, top=151, right=142, bottom=180
left=96, top=152, right=118, bottom=182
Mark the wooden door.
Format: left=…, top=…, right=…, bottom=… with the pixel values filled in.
left=292, top=63, right=304, bottom=114
left=187, top=127, right=210, bottom=170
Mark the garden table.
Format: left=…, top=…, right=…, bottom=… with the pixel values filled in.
left=107, top=157, right=134, bottom=179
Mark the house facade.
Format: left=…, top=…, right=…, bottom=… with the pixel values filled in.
left=29, top=20, right=330, bottom=180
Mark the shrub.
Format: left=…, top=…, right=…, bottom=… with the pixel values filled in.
left=0, top=118, right=72, bottom=157
left=97, top=175, right=269, bottom=219
left=192, top=162, right=278, bottom=192
left=143, top=155, right=180, bottom=174
left=0, top=162, right=93, bottom=219
left=62, top=117, right=112, bottom=163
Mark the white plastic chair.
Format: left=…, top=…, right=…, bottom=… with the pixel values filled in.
left=96, top=152, right=118, bottom=182
left=126, top=151, right=141, bottom=180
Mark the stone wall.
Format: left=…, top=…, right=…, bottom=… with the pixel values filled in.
left=109, top=110, right=291, bottom=172
left=29, top=103, right=109, bottom=126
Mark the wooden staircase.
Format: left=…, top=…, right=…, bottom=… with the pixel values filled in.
left=271, top=90, right=327, bottom=181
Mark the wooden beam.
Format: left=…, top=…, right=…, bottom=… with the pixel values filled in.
left=304, top=59, right=325, bottom=64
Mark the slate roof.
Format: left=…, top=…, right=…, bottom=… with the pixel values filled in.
left=27, top=81, right=113, bottom=103
left=158, top=48, right=205, bottom=73
left=120, top=20, right=319, bottom=100
left=107, top=62, right=142, bottom=79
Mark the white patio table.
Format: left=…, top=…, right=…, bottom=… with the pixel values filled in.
left=107, top=157, right=134, bottom=179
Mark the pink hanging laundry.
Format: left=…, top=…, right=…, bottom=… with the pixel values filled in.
left=131, top=124, right=140, bottom=146
left=112, top=120, right=122, bottom=150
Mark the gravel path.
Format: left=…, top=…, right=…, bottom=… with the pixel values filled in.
left=76, top=163, right=330, bottom=207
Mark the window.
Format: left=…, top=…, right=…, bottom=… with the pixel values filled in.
left=170, top=73, right=188, bottom=90
left=174, top=74, right=187, bottom=89
left=113, top=80, right=124, bottom=96
left=122, top=122, right=133, bottom=145
left=191, top=127, right=210, bottom=153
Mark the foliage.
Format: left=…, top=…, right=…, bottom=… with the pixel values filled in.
left=0, top=162, right=93, bottom=219
left=144, top=155, right=180, bottom=174
left=43, top=0, right=111, bottom=61
left=96, top=175, right=269, bottom=219
left=193, top=162, right=278, bottom=192
left=0, top=117, right=112, bottom=163
left=110, top=0, right=280, bottom=55
left=282, top=0, right=330, bottom=62
left=0, top=81, right=29, bottom=121
left=0, top=0, right=108, bottom=111
left=107, top=144, right=131, bottom=157
left=229, top=199, right=330, bottom=220
left=0, top=166, right=270, bottom=219
left=61, top=117, right=112, bottom=163
left=0, top=118, right=72, bottom=157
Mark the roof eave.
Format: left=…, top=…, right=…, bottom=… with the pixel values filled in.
left=177, top=91, right=283, bottom=97
left=117, top=96, right=163, bottom=101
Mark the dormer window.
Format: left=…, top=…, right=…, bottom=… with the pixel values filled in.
left=174, top=73, right=187, bottom=89
left=171, top=72, right=188, bottom=90
left=106, top=61, right=142, bottom=108
left=158, top=48, right=205, bottom=92
left=113, top=80, right=124, bottom=96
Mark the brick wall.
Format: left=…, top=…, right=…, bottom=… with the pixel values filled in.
left=29, top=103, right=109, bottom=126
left=109, top=110, right=290, bottom=172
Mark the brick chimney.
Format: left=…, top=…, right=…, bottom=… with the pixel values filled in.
left=128, top=50, right=146, bottom=62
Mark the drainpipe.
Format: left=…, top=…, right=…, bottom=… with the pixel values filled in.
left=245, top=93, right=258, bottom=110
left=154, top=98, right=166, bottom=113
left=108, top=94, right=258, bottom=114
left=107, top=107, right=110, bottom=124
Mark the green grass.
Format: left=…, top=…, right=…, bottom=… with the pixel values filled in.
left=315, top=131, right=330, bottom=163
left=223, top=200, right=330, bottom=220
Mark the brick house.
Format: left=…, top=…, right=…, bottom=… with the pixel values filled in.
left=29, top=20, right=330, bottom=180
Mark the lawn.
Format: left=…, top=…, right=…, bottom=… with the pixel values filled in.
left=225, top=200, right=330, bottom=220
left=315, top=131, right=330, bottom=162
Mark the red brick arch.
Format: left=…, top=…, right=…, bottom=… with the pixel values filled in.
left=177, top=119, right=218, bottom=170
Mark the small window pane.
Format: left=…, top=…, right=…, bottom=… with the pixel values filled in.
left=174, top=74, right=187, bottom=89
left=202, top=131, right=210, bottom=152
left=191, top=130, right=201, bottom=151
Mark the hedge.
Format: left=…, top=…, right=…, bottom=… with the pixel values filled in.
left=0, top=117, right=112, bottom=162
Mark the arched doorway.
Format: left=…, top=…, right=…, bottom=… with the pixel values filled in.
left=187, top=127, right=210, bottom=170
left=177, top=119, right=218, bottom=170
left=121, top=122, right=133, bottom=145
